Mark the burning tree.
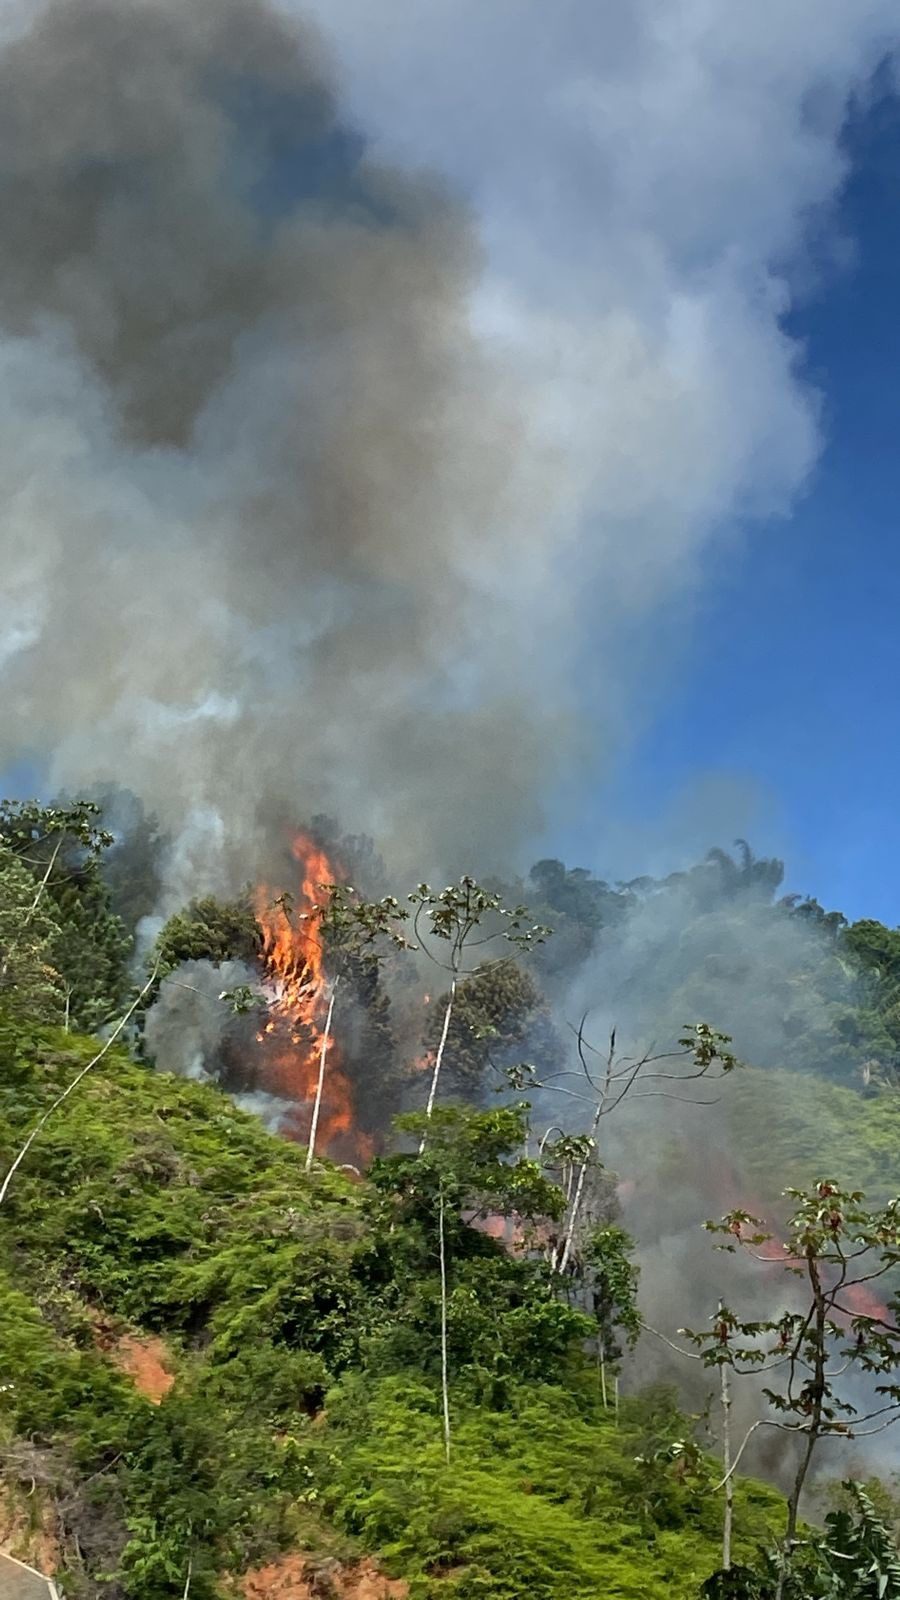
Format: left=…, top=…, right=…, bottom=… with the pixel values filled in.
left=685, top=1181, right=900, bottom=1600
left=253, top=833, right=411, bottom=1169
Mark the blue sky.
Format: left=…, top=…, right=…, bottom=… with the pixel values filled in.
left=572, top=80, right=900, bottom=924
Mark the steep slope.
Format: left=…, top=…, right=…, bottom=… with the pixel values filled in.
left=0, top=1020, right=784, bottom=1600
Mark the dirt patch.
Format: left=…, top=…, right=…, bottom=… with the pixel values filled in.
left=89, top=1312, right=174, bottom=1404
left=111, top=1333, right=174, bottom=1404
left=241, top=1553, right=407, bottom=1600
left=0, top=1487, right=61, bottom=1576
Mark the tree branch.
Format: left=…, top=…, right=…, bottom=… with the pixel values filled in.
left=0, top=964, right=160, bottom=1207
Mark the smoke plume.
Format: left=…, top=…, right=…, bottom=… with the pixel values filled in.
left=0, top=0, right=895, bottom=907
left=0, top=0, right=565, bottom=900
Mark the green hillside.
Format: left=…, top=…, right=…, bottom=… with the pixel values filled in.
left=6, top=805, right=900, bottom=1600
left=0, top=1021, right=783, bottom=1600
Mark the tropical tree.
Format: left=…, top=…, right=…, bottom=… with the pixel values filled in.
left=154, top=895, right=262, bottom=980
left=0, top=849, right=64, bottom=1023
left=368, top=1102, right=578, bottom=1458
left=704, top=841, right=785, bottom=903
left=687, top=1182, right=900, bottom=1600
left=407, top=877, right=549, bottom=1148
left=701, top=1481, right=900, bottom=1598
left=419, top=956, right=562, bottom=1101
left=581, top=1222, right=640, bottom=1405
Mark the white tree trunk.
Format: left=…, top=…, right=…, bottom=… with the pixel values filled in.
left=0, top=834, right=64, bottom=989
left=419, top=976, right=456, bottom=1154
left=554, top=1097, right=604, bottom=1274
left=306, top=977, right=338, bottom=1173
left=439, top=1185, right=451, bottom=1465
left=23, top=835, right=64, bottom=930
left=720, top=1349, right=733, bottom=1570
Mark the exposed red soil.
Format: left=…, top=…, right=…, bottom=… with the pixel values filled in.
left=241, top=1552, right=408, bottom=1600
left=111, top=1333, right=175, bottom=1403
left=89, top=1312, right=175, bottom=1403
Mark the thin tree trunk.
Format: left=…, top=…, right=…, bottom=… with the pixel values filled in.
left=554, top=1096, right=604, bottom=1274
left=306, top=977, right=338, bottom=1173
left=0, top=966, right=158, bottom=1207
left=774, top=1254, right=826, bottom=1600
left=599, top=1334, right=608, bottom=1410
left=720, top=1340, right=733, bottom=1571
left=439, top=1184, right=451, bottom=1465
left=419, top=976, right=457, bottom=1155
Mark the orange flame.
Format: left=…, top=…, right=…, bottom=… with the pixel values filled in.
left=254, top=832, right=365, bottom=1162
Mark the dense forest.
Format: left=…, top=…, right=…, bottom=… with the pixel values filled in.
left=6, top=795, right=900, bottom=1600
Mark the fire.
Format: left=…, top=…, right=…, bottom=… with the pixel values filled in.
left=254, top=832, right=366, bottom=1164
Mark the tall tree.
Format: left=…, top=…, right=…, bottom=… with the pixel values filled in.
left=420, top=956, right=562, bottom=1102
left=687, top=1182, right=900, bottom=1600
left=407, top=877, right=549, bottom=1149
left=0, top=849, right=64, bottom=1024
left=154, top=895, right=262, bottom=979
left=368, top=1101, right=580, bottom=1449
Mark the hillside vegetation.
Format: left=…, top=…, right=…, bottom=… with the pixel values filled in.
left=0, top=1022, right=783, bottom=1600
left=6, top=801, right=900, bottom=1599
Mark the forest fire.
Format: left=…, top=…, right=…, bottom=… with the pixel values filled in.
left=253, top=833, right=364, bottom=1165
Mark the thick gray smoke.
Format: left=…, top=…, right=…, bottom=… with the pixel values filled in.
left=0, top=0, right=565, bottom=902
left=143, top=957, right=257, bottom=1083
left=144, top=957, right=299, bottom=1130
